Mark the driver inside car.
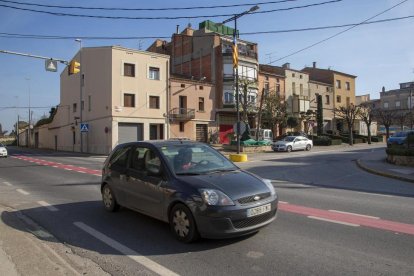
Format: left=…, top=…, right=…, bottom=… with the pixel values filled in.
left=175, top=148, right=194, bottom=171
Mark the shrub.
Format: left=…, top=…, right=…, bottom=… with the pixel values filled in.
left=386, top=148, right=414, bottom=156
left=313, top=136, right=331, bottom=146
left=371, top=136, right=383, bottom=142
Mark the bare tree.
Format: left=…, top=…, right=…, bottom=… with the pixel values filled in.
left=238, top=78, right=258, bottom=126
left=261, top=92, right=287, bottom=140
left=394, top=111, right=407, bottom=131
left=373, top=108, right=397, bottom=140
left=334, top=104, right=361, bottom=145
left=358, top=104, right=374, bottom=144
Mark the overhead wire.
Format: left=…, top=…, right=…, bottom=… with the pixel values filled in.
left=0, top=0, right=303, bottom=11
left=0, top=0, right=342, bottom=20
left=0, top=15, right=412, bottom=40
left=270, top=0, right=411, bottom=63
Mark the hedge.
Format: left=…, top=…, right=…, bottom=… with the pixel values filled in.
left=386, top=148, right=414, bottom=156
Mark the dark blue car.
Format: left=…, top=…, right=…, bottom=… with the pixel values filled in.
left=387, top=131, right=414, bottom=147
left=101, top=140, right=278, bottom=243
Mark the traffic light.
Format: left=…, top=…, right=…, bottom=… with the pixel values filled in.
left=69, top=60, right=80, bottom=75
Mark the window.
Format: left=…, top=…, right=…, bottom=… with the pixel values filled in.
left=345, top=82, right=350, bottom=90
left=276, top=78, right=280, bottom=83
left=179, top=122, right=185, bottom=132
left=149, top=67, right=160, bottom=80
left=265, top=76, right=269, bottom=81
left=224, top=92, right=234, bottom=104
left=336, top=95, right=341, bottom=103
left=73, top=103, right=77, bottom=113
left=88, top=95, right=91, bottom=112
left=384, top=102, right=389, bottom=108
left=124, top=63, right=135, bottom=77
left=300, top=75, right=303, bottom=79
left=276, top=84, right=280, bottom=93
left=292, top=82, right=296, bottom=94
left=300, top=84, right=303, bottom=96
left=199, top=85, right=204, bottom=90
left=292, top=73, right=295, bottom=77
left=326, top=87, right=330, bottom=92
left=396, top=101, right=401, bottom=108
left=109, top=146, right=131, bottom=169
left=181, top=83, right=185, bottom=88
left=149, top=96, right=160, bottom=109
left=124, top=93, right=135, bottom=107
left=325, top=95, right=330, bottom=104
left=336, top=80, right=341, bottom=89
left=199, top=97, right=205, bottom=112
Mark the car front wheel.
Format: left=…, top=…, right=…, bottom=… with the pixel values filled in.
left=102, top=184, right=120, bottom=212
left=169, top=204, right=199, bottom=243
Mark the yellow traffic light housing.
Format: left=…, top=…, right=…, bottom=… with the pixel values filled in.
left=69, top=60, right=80, bottom=75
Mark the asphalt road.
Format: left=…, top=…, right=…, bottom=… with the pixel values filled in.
left=1, top=145, right=414, bottom=275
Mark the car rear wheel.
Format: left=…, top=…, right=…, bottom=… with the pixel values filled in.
left=305, top=144, right=311, bottom=151
left=102, top=184, right=120, bottom=212
left=286, top=146, right=292, bottom=152
left=169, top=204, right=199, bottom=243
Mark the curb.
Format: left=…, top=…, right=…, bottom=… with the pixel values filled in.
left=356, top=159, right=414, bottom=184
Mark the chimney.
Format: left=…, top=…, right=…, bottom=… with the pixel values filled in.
left=382, top=86, right=385, bottom=93
left=176, top=25, right=179, bottom=34
left=313, top=62, right=316, bottom=68
left=282, top=63, right=290, bottom=69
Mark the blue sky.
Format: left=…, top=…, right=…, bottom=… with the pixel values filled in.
left=0, top=0, right=413, bottom=133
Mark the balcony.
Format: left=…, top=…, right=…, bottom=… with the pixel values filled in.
left=169, top=108, right=195, bottom=121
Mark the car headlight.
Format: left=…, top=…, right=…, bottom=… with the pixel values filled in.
left=263, top=179, right=276, bottom=197
left=199, top=189, right=235, bottom=206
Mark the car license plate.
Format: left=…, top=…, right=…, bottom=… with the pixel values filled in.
left=247, top=203, right=271, bottom=217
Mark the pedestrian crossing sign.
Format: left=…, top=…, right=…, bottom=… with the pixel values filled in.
left=80, top=123, right=89, bottom=132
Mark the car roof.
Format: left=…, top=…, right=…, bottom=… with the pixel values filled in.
left=116, top=140, right=206, bottom=149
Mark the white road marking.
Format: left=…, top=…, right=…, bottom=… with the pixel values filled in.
left=53, top=166, right=58, bottom=168
left=308, top=216, right=360, bottom=227
left=64, top=168, right=72, bottom=171
left=78, top=171, right=86, bottom=174
left=16, top=189, right=30, bottom=195
left=357, top=192, right=393, bottom=198
left=3, top=182, right=12, bottom=186
left=74, top=222, right=179, bottom=276
left=94, top=174, right=101, bottom=177
left=37, top=201, right=59, bottom=212
left=279, top=201, right=289, bottom=204
left=328, top=210, right=380, bottom=219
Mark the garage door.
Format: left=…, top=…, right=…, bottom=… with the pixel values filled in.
left=118, top=123, right=143, bottom=144
left=196, top=124, right=208, bottom=143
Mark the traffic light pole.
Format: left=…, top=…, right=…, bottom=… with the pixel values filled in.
left=0, top=50, right=68, bottom=65
left=76, top=39, right=83, bottom=153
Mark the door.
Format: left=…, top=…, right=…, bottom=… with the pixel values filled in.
left=125, top=146, right=165, bottom=219
left=149, top=124, right=164, bottom=140
left=107, top=146, right=132, bottom=205
left=196, top=124, right=208, bottom=143
left=118, top=123, right=143, bottom=144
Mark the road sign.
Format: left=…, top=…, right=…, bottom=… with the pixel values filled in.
left=80, top=123, right=89, bottom=132
left=45, top=59, right=58, bottom=72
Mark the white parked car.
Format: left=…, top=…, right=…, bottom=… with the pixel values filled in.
left=272, top=136, right=313, bottom=152
left=0, top=143, right=8, bottom=158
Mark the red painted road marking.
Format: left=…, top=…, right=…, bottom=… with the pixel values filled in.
left=279, top=203, right=414, bottom=236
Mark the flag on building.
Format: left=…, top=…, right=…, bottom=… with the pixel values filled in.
left=232, top=36, right=238, bottom=69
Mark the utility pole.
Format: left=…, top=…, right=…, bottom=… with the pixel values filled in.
left=25, top=77, right=31, bottom=148
left=75, top=39, right=83, bottom=153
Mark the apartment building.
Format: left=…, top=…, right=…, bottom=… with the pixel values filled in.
left=380, top=82, right=414, bottom=111
left=308, top=80, right=334, bottom=132
left=35, top=46, right=170, bottom=154
left=169, top=75, right=216, bottom=142
left=258, top=64, right=285, bottom=135
left=150, top=21, right=259, bottom=144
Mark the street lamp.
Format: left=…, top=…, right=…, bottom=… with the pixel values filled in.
left=222, top=5, right=259, bottom=154
left=25, top=77, right=31, bottom=148
left=75, top=38, right=83, bottom=153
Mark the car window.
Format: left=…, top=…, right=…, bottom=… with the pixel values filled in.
left=284, top=137, right=295, bottom=142
left=130, top=147, right=162, bottom=175
left=109, top=146, right=131, bottom=169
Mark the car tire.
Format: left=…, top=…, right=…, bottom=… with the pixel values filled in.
left=305, top=144, right=311, bottom=151
left=286, top=146, right=292, bottom=152
left=102, top=184, right=120, bottom=212
left=169, top=203, right=200, bottom=243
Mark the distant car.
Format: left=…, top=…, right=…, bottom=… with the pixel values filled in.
left=0, top=143, right=7, bottom=158
left=272, top=136, right=313, bottom=152
left=387, top=131, right=414, bottom=147
left=101, top=140, right=278, bottom=243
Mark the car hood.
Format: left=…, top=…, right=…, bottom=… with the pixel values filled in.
left=274, top=140, right=292, bottom=146
left=177, top=170, right=270, bottom=200
left=388, top=137, right=406, bottom=142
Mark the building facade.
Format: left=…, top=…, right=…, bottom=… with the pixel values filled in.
left=35, top=46, right=170, bottom=154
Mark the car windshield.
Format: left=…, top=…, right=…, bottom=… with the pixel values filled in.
left=0, top=143, right=4, bottom=147
left=283, top=136, right=295, bottom=142
left=159, top=144, right=238, bottom=175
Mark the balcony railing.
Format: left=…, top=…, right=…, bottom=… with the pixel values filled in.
left=169, top=108, right=195, bottom=120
